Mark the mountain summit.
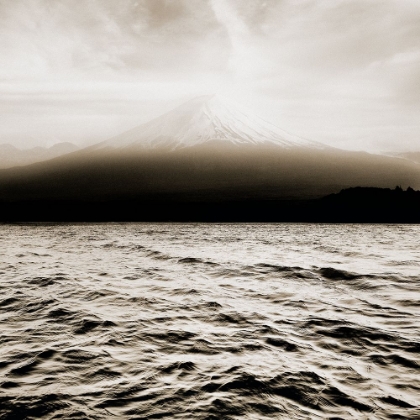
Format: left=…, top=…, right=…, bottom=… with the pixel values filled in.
left=97, top=95, right=325, bottom=150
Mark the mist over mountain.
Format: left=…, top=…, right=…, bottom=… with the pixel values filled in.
left=0, top=96, right=419, bottom=209
left=0, top=142, right=78, bottom=169
left=396, top=152, right=420, bottom=165
left=94, top=95, right=325, bottom=151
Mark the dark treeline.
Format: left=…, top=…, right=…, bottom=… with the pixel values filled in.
left=1, top=187, right=419, bottom=223
left=316, top=186, right=420, bottom=223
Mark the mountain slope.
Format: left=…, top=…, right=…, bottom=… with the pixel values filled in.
left=0, top=142, right=79, bottom=169
left=95, top=95, right=325, bottom=150
left=398, top=152, right=420, bottom=164
left=1, top=144, right=419, bottom=202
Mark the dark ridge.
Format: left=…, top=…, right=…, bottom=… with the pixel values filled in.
left=0, top=297, right=20, bottom=307
left=369, top=354, right=419, bottom=369
left=0, top=381, right=19, bottom=389
left=0, top=394, right=70, bottom=419
left=160, top=361, right=196, bottom=374
left=0, top=186, right=419, bottom=222
left=26, top=276, right=56, bottom=287
left=320, top=325, right=395, bottom=343
left=218, top=374, right=267, bottom=394
left=253, top=263, right=303, bottom=272
left=47, top=308, right=76, bottom=321
left=202, top=301, right=223, bottom=308
left=215, top=312, right=250, bottom=325
left=146, top=330, right=196, bottom=343
left=0, top=141, right=419, bottom=222
left=178, top=257, right=204, bottom=264
left=268, top=372, right=373, bottom=412
left=73, top=319, right=105, bottom=335
left=380, top=396, right=415, bottom=408
left=318, top=186, right=420, bottom=222
left=265, top=337, right=298, bottom=351
left=319, top=267, right=362, bottom=280
left=9, top=359, right=41, bottom=376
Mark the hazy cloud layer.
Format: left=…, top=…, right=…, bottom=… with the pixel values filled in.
left=0, top=0, right=419, bottom=151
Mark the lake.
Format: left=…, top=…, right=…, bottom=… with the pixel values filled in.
left=1, top=223, right=419, bottom=419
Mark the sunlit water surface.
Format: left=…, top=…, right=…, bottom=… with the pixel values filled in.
left=0, top=223, right=419, bottom=419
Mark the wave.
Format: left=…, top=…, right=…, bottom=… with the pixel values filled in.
left=1, top=223, right=419, bottom=419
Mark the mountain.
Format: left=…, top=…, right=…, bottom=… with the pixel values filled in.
left=0, top=142, right=79, bottom=169
left=397, top=151, right=420, bottom=164
left=0, top=96, right=420, bottom=217
left=94, top=95, right=325, bottom=150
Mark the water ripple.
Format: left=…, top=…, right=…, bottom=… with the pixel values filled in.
left=0, top=223, right=419, bottom=419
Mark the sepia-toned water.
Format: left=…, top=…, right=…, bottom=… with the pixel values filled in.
left=0, top=223, right=419, bottom=419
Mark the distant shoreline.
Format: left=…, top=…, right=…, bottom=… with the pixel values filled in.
left=1, top=187, right=419, bottom=223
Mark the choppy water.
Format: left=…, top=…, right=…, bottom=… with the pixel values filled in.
left=0, top=223, right=419, bottom=419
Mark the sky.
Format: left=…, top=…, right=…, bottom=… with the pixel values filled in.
left=0, top=0, right=419, bottom=152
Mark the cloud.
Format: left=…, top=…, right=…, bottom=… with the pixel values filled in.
left=0, top=0, right=228, bottom=81
left=209, top=0, right=273, bottom=82
left=0, top=0, right=419, bottom=152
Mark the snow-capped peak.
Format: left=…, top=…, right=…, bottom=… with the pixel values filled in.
left=98, top=95, right=325, bottom=150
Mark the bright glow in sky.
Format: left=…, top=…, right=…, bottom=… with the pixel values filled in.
left=1, top=0, right=419, bottom=152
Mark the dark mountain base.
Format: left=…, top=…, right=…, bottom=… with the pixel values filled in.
left=1, top=147, right=420, bottom=201
left=1, top=187, right=419, bottom=223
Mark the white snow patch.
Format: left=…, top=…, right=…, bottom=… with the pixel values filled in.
left=97, top=95, right=326, bottom=150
